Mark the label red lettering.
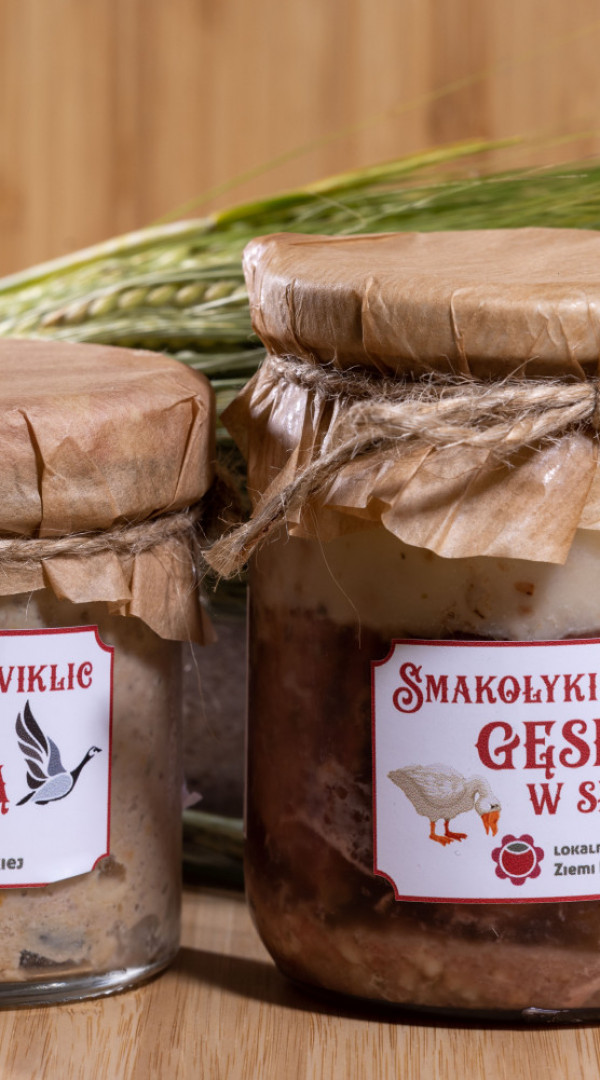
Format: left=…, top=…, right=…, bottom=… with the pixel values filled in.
left=524, top=721, right=555, bottom=779
left=558, top=719, right=591, bottom=768
left=475, top=721, right=520, bottom=770
left=77, top=662, right=93, bottom=689
left=527, top=782, right=563, bottom=815
left=392, top=663, right=423, bottom=714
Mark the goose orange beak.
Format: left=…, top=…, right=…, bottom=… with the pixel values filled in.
left=482, top=809, right=500, bottom=837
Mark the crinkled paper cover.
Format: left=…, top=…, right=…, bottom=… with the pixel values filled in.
left=0, top=340, right=215, bottom=641
left=226, top=229, right=600, bottom=564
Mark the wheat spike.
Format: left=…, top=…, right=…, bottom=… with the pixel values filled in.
left=0, top=141, right=599, bottom=439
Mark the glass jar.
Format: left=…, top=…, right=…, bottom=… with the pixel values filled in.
left=248, top=527, right=600, bottom=1019
left=0, top=592, right=181, bottom=1004
left=0, top=339, right=214, bottom=1005
left=219, top=227, right=600, bottom=1020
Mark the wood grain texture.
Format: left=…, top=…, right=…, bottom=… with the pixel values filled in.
left=0, top=887, right=598, bottom=1080
left=0, top=0, right=600, bottom=276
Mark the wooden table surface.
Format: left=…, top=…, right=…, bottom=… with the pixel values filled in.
left=1, top=885, right=600, bottom=1079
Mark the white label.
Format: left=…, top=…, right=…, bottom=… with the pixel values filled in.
left=372, top=639, right=600, bottom=903
left=0, top=626, right=112, bottom=887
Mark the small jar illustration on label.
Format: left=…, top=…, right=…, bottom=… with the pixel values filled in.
left=0, top=626, right=112, bottom=887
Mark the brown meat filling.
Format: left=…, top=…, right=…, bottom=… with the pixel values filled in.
left=246, top=604, right=600, bottom=1012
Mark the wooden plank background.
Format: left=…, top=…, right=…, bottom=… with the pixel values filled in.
left=0, top=0, right=599, bottom=276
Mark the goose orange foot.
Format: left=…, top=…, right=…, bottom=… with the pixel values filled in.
left=429, top=821, right=453, bottom=846
left=444, top=820, right=467, bottom=841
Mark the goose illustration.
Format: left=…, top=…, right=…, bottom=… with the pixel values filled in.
left=388, top=763, right=501, bottom=846
left=15, top=701, right=101, bottom=806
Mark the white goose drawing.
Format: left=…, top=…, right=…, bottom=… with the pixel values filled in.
left=388, top=763, right=501, bottom=846
left=16, top=701, right=101, bottom=806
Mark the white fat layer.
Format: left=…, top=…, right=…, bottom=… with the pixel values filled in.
left=251, top=527, right=600, bottom=640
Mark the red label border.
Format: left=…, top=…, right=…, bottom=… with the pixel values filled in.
left=372, top=637, right=600, bottom=905
left=0, top=624, right=113, bottom=888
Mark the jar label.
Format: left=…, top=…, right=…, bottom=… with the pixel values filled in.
left=0, top=626, right=112, bottom=887
left=372, top=639, right=600, bottom=903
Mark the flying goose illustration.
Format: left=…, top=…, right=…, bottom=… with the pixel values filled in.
left=388, top=763, right=501, bottom=846
left=16, top=701, right=101, bottom=806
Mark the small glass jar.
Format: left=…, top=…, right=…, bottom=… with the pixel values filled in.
left=0, top=339, right=214, bottom=1005
left=0, top=592, right=182, bottom=1004
left=227, top=228, right=600, bottom=1020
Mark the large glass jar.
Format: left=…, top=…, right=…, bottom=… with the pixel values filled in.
left=0, top=339, right=214, bottom=1005
left=247, top=527, right=600, bottom=1018
left=217, top=227, right=600, bottom=1020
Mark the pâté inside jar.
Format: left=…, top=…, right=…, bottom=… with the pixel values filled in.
left=0, top=339, right=214, bottom=1006
left=211, top=228, right=600, bottom=1020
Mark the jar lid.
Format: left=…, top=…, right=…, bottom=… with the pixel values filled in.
left=0, top=339, right=213, bottom=537
left=0, top=340, right=214, bottom=642
left=207, top=228, right=600, bottom=573
left=244, top=228, right=600, bottom=378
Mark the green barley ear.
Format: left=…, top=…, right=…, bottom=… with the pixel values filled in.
left=0, top=140, right=599, bottom=440
left=3, top=139, right=596, bottom=862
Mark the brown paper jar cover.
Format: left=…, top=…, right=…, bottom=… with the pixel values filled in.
left=0, top=339, right=215, bottom=641
left=224, top=229, right=600, bottom=566
left=243, top=228, right=600, bottom=379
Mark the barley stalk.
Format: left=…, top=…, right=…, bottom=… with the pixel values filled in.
left=3, top=142, right=599, bottom=859
left=0, top=139, right=599, bottom=437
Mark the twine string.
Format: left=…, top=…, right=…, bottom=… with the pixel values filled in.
left=206, top=354, right=600, bottom=578
left=0, top=456, right=245, bottom=580
left=0, top=504, right=205, bottom=571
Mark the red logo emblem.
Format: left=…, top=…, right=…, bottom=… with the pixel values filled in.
left=492, top=833, right=544, bottom=885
